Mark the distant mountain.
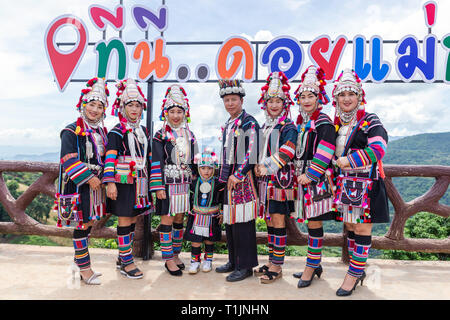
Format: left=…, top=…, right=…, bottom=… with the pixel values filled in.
left=11, top=153, right=59, bottom=163
left=384, top=132, right=450, bottom=166
left=388, top=135, right=405, bottom=141
left=0, top=146, right=57, bottom=160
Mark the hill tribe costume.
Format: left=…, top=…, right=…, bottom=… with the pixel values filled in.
left=184, top=148, right=222, bottom=274
left=57, top=77, right=109, bottom=284
left=150, top=84, right=198, bottom=273
left=332, top=69, right=389, bottom=295
left=103, top=78, right=151, bottom=279
left=216, top=79, right=260, bottom=282
left=292, top=66, right=336, bottom=284
left=254, top=71, right=297, bottom=282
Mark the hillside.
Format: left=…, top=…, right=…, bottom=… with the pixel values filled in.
left=384, top=131, right=450, bottom=205
left=384, top=132, right=450, bottom=166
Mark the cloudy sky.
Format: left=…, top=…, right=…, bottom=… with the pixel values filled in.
left=0, top=0, right=449, bottom=153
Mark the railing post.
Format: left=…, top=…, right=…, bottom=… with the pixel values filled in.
left=341, top=224, right=350, bottom=264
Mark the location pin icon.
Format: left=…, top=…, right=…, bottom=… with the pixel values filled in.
left=45, top=15, right=88, bottom=92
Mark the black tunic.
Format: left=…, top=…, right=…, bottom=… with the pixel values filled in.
left=218, top=109, right=259, bottom=270
left=296, top=112, right=337, bottom=221
left=59, top=121, right=107, bottom=224
left=150, top=126, right=198, bottom=216
left=103, top=123, right=151, bottom=217
left=335, top=112, right=390, bottom=224
left=184, top=176, right=223, bottom=243
left=258, top=118, right=298, bottom=216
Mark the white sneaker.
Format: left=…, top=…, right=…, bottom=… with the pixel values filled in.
left=202, top=260, right=212, bottom=273
left=189, top=262, right=201, bottom=274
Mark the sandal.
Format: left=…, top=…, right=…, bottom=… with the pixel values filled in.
left=80, top=273, right=101, bottom=285
left=72, top=262, right=101, bottom=284
left=260, top=270, right=282, bottom=284
left=120, top=265, right=144, bottom=279
left=253, top=265, right=270, bottom=276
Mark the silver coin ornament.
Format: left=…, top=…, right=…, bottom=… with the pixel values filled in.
left=199, top=182, right=212, bottom=194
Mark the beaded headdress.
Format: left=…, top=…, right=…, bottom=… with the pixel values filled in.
left=160, top=84, right=191, bottom=123
left=258, top=71, right=293, bottom=114
left=111, top=79, right=147, bottom=117
left=332, top=69, right=367, bottom=125
left=332, top=69, right=366, bottom=106
left=76, top=77, right=109, bottom=111
left=194, top=148, right=219, bottom=169
left=294, top=65, right=330, bottom=106
left=218, top=79, right=246, bottom=98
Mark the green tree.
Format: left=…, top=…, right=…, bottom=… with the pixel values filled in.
left=0, top=180, right=20, bottom=222
left=26, top=194, right=53, bottom=223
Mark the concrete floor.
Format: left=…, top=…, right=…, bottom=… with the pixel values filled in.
left=0, top=243, right=448, bottom=300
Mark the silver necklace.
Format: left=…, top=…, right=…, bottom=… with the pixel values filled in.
left=337, top=105, right=358, bottom=124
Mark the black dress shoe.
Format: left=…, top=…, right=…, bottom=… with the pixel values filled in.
left=165, top=262, right=182, bottom=276
left=226, top=269, right=253, bottom=282
left=297, top=265, right=323, bottom=288
left=177, top=263, right=185, bottom=270
left=215, top=262, right=234, bottom=273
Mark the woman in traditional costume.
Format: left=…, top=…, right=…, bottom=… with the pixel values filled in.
left=150, top=85, right=198, bottom=276
left=253, top=71, right=297, bottom=284
left=332, top=69, right=389, bottom=296
left=103, top=79, right=151, bottom=280
left=57, top=77, right=109, bottom=285
left=291, top=66, right=337, bottom=288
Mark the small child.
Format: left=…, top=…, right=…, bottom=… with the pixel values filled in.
left=184, top=148, right=223, bottom=274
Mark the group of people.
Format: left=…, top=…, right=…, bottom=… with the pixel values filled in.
left=56, top=66, right=389, bottom=297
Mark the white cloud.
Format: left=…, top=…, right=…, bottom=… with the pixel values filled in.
left=241, top=30, right=275, bottom=42
left=281, top=0, right=311, bottom=11
left=0, top=127, right=60, bottom=148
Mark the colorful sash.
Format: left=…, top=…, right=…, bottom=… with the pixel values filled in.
left=191, top=205, right=220, bottom=237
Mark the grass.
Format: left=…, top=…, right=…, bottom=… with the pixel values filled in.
left=3, top=234, right=60, bottom=246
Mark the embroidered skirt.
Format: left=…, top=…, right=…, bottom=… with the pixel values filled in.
left=155, top=183, right=190, bottom=216
left=184, top=205, right=222, bottom=242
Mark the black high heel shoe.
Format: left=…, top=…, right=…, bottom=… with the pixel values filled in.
left=336, top=271, right=366, bottom=297
left=297, top=265, right=323, bottom=288
left=165, top=262, right=182, bottom=276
